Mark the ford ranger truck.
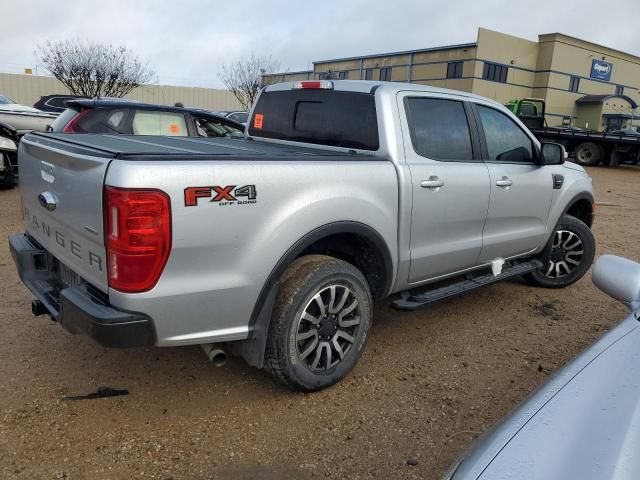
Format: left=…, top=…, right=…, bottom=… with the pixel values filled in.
left=9, top=80, right=595, bottom=391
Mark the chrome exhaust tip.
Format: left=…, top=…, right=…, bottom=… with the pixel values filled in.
left=200, top=344, right=227, bottom=367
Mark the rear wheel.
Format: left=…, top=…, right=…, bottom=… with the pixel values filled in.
left=264, top=255, right=372, bottom=392
left=574, top=142, right=603, bottom=166
left=525, top=215, right=595, bottom=288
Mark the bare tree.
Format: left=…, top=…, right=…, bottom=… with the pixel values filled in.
left=37, top=39, right=155, bottom=98
left=220, top=54, right=282, bottom=111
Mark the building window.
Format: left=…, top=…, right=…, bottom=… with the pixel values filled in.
left=615, top=85, right=624, bottom=95
left=482, top=62, right=508, bottom=83
left=569, top=76, right=580, bottom=93
left=318, top=72, right=330, bottom=80
left=337, top=71, right=348, bottom=80
left=380, top=67, right=392, bottom=81
left=363, top=68, right=373, bottom=80
left=446, top=61, right=464, bottom=79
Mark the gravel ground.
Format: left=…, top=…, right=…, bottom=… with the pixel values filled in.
left=0, top=166, right=638, bottom=480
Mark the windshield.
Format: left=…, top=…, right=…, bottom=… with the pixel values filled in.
left=0, top=95, right=16, bottom=105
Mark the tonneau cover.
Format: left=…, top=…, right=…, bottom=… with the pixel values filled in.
left=27, top=132, right=374, bottom=160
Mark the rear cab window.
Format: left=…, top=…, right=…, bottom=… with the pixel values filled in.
left=248, top=89, right=379, bottom=150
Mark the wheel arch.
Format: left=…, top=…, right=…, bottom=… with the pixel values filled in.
left=563, top=192, right=595, bottom=227
left=226, top=221, right=394, bottom=368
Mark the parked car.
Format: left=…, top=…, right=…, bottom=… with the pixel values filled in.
left=9, top=80, right=595, bottom=391
left=33, top=94, right=84, bottom=113
left=0, top=94, right=58, bottom=136
left=444, top=254, right=640, bottom=480
left=0, top=94, right=42, bottom=113
left=0, top=121, right=18, bottom=188
left=213, top=110, right=249, bottom=125
left=49, top=99, right=244, bottom=138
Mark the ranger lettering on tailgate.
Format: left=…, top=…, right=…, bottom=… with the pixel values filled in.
left=23, top=206, right=103, bottom=272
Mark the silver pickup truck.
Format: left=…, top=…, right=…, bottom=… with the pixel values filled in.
left=9, top=80, right=595, bottom=391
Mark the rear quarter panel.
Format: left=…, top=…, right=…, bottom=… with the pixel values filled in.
left=105, top=158, right=399, bottom=346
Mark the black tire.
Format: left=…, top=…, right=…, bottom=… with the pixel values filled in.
left=525, top=215, right=595, bottom=288
left=264, top=255, right=372, bottom=392
left=574, top=142, right=603, bottom=167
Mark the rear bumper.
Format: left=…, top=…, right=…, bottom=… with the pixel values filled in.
left=9, top=233, right=155, bottom=347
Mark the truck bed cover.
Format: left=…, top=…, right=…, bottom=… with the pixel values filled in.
left=25, top=132, right=377, bottom=161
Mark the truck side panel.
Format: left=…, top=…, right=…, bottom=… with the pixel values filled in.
left=105, top=159, right=399, bottom=346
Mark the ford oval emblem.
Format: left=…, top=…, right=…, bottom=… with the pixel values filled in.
left=38, top=191, right=57, bottom=211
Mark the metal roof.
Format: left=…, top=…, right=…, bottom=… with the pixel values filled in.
left=313, top=42, right=477, bottom=65
left=576, top=94, right=638, bottom=109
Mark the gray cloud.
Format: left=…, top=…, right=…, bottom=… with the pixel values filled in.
left=1, top=0, right=638, bottom=88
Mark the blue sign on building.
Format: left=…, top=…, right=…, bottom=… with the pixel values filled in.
left=590, top=59, right=613, bottom=81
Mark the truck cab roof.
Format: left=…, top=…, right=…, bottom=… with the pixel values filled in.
left=263, top=79, right=506, bottom=109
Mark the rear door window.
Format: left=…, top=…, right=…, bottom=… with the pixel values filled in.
left=404, top=97, right=474, bottom=161
left=249, top=89, right=379, bottom=150
left=132, top=111, right=188, bottom=136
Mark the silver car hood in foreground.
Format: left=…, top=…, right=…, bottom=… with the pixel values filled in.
left=452, top=311, right=640, bottom=480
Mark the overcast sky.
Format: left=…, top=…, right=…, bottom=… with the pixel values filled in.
left=2, top=0, right=639, bottom=89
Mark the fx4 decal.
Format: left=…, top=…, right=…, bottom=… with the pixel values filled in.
left=184, top=185, right=257, bottom=207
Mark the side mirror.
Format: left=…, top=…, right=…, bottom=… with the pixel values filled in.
left=592, top=255, right=640, bottom=311
left=540, top=142, right=566, bottom=165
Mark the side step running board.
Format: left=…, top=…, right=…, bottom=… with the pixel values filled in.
left=392, top=259, right=543, bottom=311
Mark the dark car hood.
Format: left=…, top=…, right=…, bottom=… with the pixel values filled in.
left=453, top=312, right=640, bottom=480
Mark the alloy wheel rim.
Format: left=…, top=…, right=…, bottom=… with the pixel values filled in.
left=544, top=229, right=584, bottom=278
left=295, top=284, right=361, bottom=371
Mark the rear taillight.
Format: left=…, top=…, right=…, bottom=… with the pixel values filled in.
left=104, top=186, right=171, bottom=293
left=62, top=108, right=90, bottom=133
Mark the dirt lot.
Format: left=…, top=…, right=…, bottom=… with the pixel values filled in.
left=0, top=166, right=638, bottom=480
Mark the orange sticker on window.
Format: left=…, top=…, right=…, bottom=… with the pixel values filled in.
left=253, top=113, right=264, bottom=129
left=169, top=123, right=180, bottom=134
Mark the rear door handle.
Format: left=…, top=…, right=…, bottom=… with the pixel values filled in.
left=421, top=176, right=444, bottom=189
left=496, top=176, right=513, bottom=188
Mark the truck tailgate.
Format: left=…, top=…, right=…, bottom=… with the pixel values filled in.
left=19, top=134, right=113, bottom=292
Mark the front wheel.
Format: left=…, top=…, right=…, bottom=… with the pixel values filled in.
left=525, top=215, right=595, bottom=288
left=264, top=255, right=372, bottom=392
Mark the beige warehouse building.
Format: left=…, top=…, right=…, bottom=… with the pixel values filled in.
left=0, top=72, right=241, bottom=111
left=265, top=28, right=640, bottom=132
